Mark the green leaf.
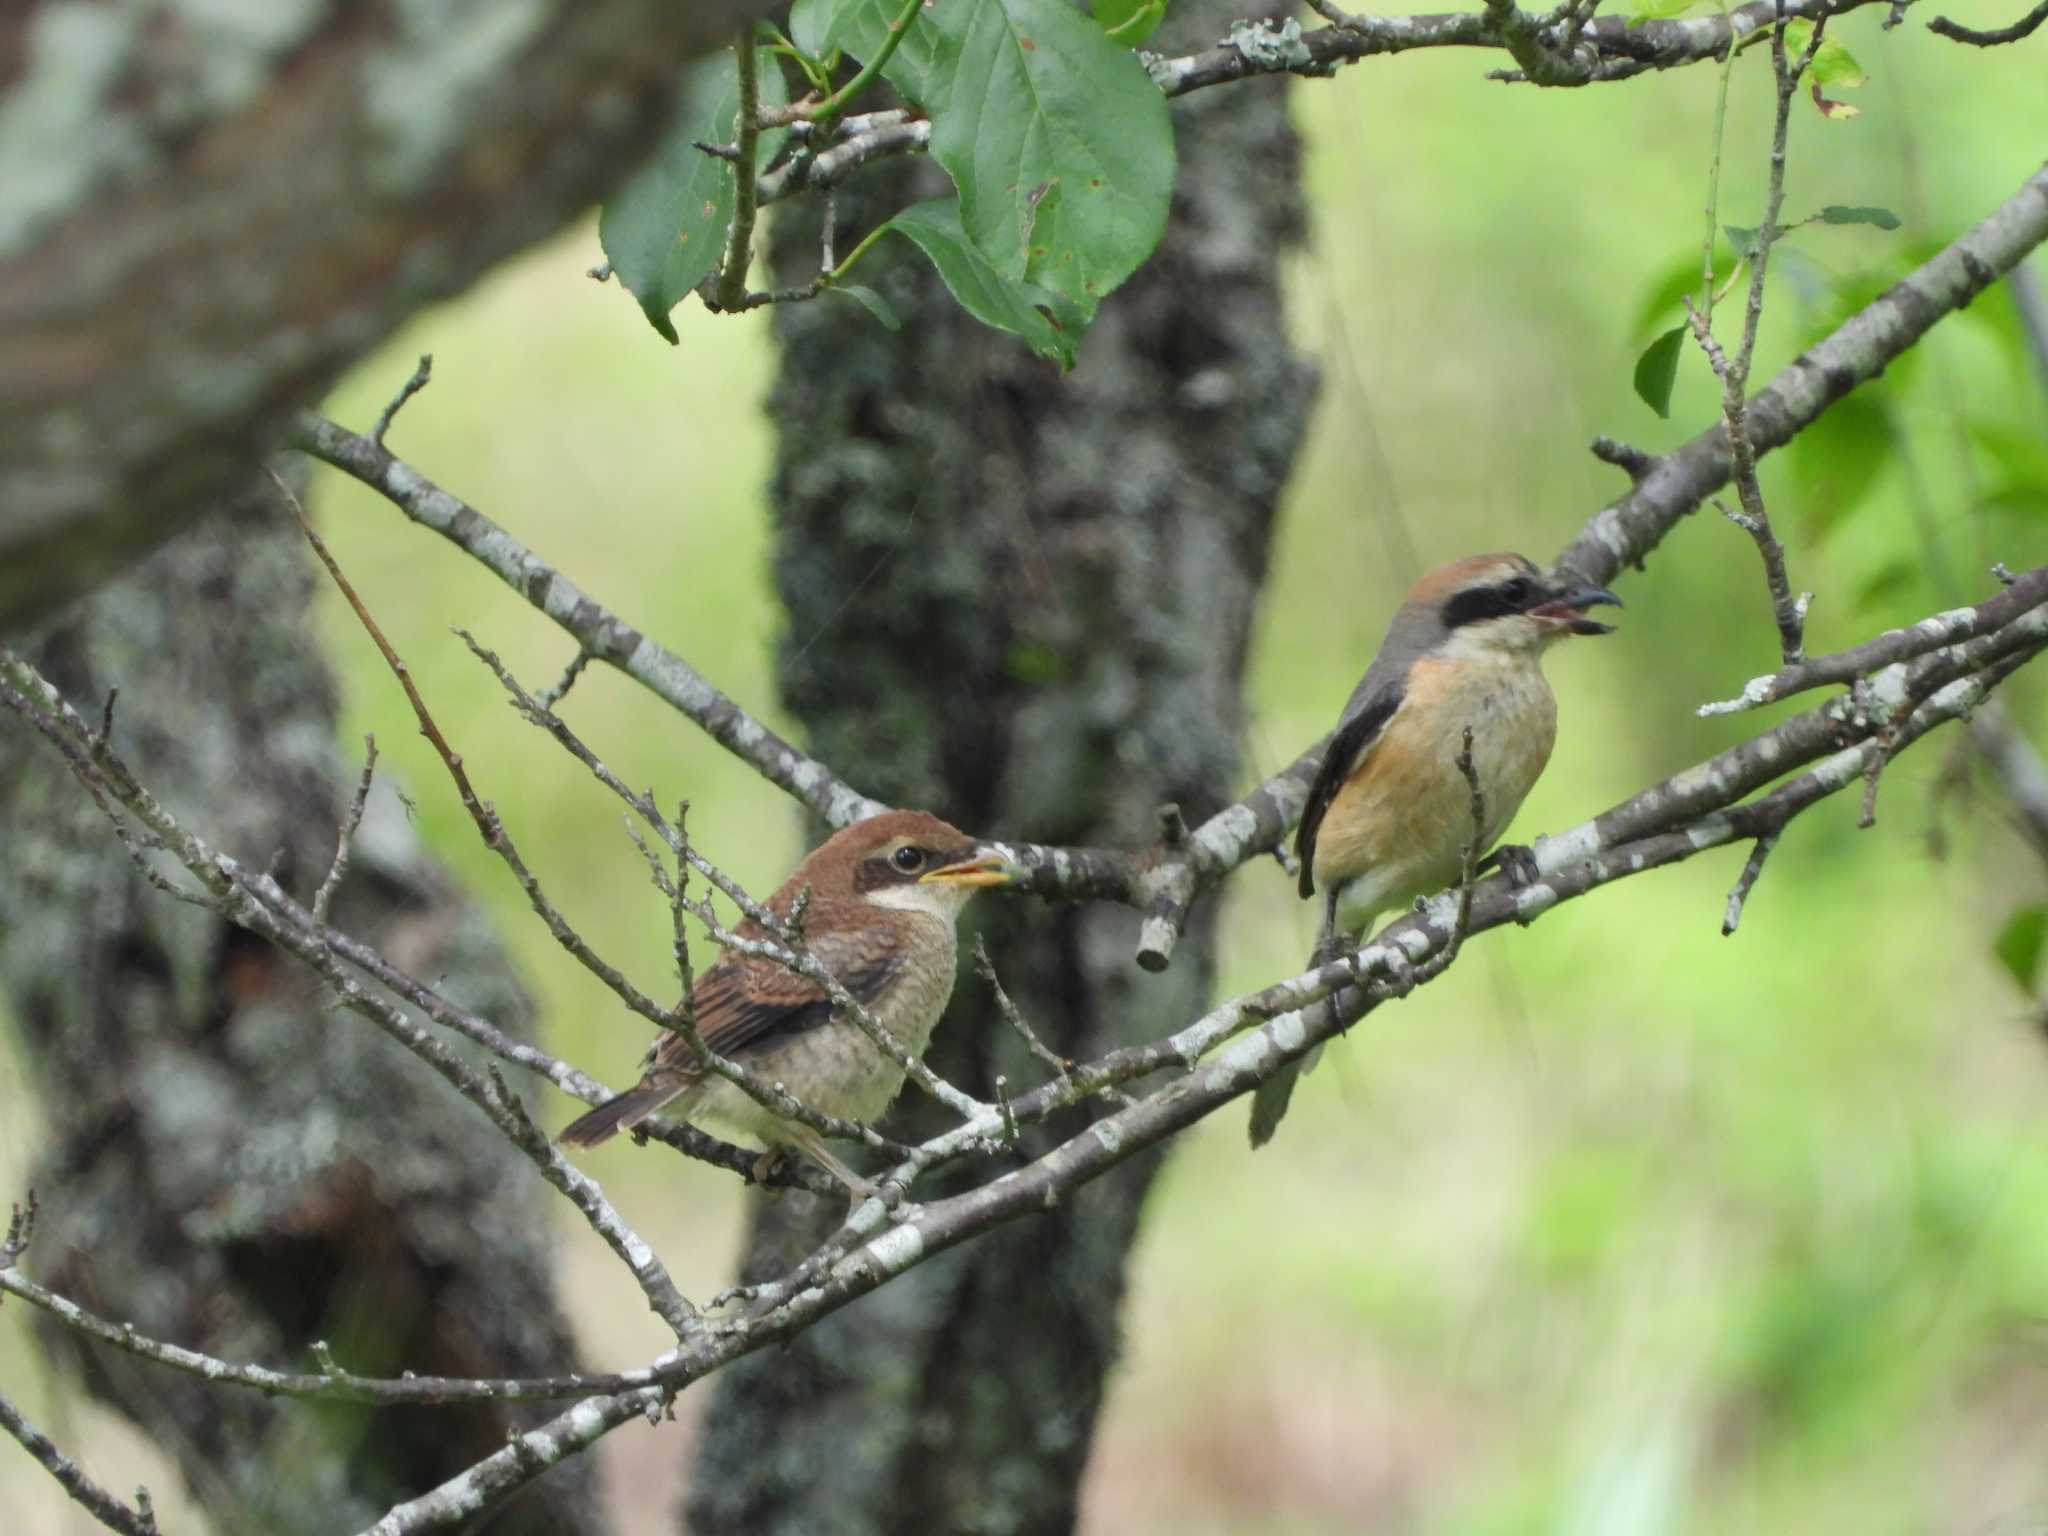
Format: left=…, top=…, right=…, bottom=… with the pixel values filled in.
left=1092, top=0, right=1171, bottom=44
left=1629, top=0, right=1708, bottom=19
left=828, top=283, right=902, bottom=331
left=1725, top=224, right=1760, bottom=260
left=1633, top=326, right=1687, bottom=419
left=1816, top=205, right=1901, bottom=230
left=886, top=197, right=1084, bottom=368
left=1809, top=37, right=1866, bottom=89
left=598, top=51, right=789, bottom=343
left=1995, top=905, right=2048, bottom=994
left=1785, top=22, right=1866, bottom=118
left=810, top=0, right=1175, bottom=317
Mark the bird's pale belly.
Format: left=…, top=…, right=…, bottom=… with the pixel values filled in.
left=1319, top=652, right=1558, bottom=935
left=688, top=935, right=958, bottom=1150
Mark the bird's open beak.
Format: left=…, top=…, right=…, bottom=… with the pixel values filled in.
left=1534, top=581, right=1623, bottom=636
left=920, top=847, right=1021, bottom=888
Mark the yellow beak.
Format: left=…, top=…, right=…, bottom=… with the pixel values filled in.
left=920, top=848, right=1021, bottom=888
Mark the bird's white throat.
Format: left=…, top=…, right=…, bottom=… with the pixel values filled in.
left=865, top=882, right=973, bottom=923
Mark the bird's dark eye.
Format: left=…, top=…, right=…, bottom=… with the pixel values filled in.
left=1499, top=577, right=1534, bottom=606
left=891, top=845, right=925, bottom=873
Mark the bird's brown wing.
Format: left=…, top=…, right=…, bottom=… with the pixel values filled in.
left=1295, top=686, right=1404, bottom=899
left=652, top=926, right=906, bottom=1074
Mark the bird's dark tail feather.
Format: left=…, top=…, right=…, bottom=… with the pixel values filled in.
left=1247, top=1062, right=1303, bottom=1148
left=1249, top=927, right=1345, bottom=1148
left=559, top=1076, right=688, bottom=1148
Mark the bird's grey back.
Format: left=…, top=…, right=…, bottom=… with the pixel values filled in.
left=1339, top=597, right=1445, bottom=726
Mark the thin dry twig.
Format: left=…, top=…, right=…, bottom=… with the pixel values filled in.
left=313, top=734, right=377, bottom=922
left=1721, top=831, right=1781, bottom=934
left=371, top=354, right=433, bottom=448
left=0, top=1393, right=159, bottom=1536
left=1928, top=0, right=2048, bottom=43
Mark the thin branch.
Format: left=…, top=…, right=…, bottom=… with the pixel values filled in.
left=536, top=647, right=592, bottom=710
left=371, top=354, right=433, bottom=448
left=749, top=1, right=1891, bottom=209
left=285, top=484, right=683, bottom=1039
left=0, top=1393, right=159, bottom=1536
left=1928, top=0, right=2048, bottom=43
left=1721, top=831, right=1780, bottom=934
left=709, top=30, right=763, bottom=312
left=0, top=1260, right=690, bottom=1405
left=1558, top=161, right=2048, bottom=588
left=456, top=630, right=986, bottom=1134
left=785, top=0, right=922, bottom=122
left=1699, top=563, right=2048, bottom=713
left=0, top=650, right=699, bottom=1339
left=312, top=734, right=377, bottom=922
left=1680, top=5, right=1814, bottom=665
left=288, top=411, right=884, bottom=829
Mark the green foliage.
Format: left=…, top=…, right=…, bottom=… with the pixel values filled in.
left=595, top=0, right=1177, bottom=362
left=806, top=0, right=1175, bottom=322
left=1091, top=0, right=1172, bottom=45
left=885, top=198, right=1084, bottom=368
left=1628, top=0, right=1708, bottom=21
left=1816, top=204, right=1901, bottom=230
left=1994, top=905, right=2048, bottom=994
left=598, top=52, right=789, bottom=344
left=1785, top=21, right=1867, bottom=119
left=828, top=283, right=902, bottom=331
left=1633, top=325, right=1687, bottom=418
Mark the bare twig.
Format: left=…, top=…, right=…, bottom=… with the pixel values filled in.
left=1699, top=563, right=2048, bottom=714
left=371, top=354, right=433, bottom=448
left=1928, top=0, right=2048, bottom=43
left=536, top=648, right=592, bottom=710
left=284, top=486, right=683, bottom=1040
left=0, top=1259, right=687, bottom=1404
left=1721, top=831, right=1781, bottom=934
left=0, top=1393, right=159, bottom=1536
left=1408, top=729, right=1485, bottom=986
left=312, top=735, right=377, bottom=922
left=709, top=30, right=763, bottom=312
left=0, top=649, right=700, bottom=1339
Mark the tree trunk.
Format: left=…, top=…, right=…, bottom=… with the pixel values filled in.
left=0, top=0, right=769, bottom=631
left=0, top=491, right=603, bottom=1536
left=684, top=6, right=1315, bottom=1528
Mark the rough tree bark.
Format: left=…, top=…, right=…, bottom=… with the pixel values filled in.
left=0, top=492, right=602, bottom=1535
left=0, top=0, right=769, bottom=632
left=684, top=5, right=1314, bottom=1529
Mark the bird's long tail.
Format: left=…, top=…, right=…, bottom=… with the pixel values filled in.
left=559, top=1072, right=693, bottom=1148
left=1249, top=906, right=1343, bottom=1148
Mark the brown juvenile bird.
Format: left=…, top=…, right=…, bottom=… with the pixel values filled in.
left=1249, top=553, right=1620, bottom=1146
left=560, top=809, right=1018, bottom=1194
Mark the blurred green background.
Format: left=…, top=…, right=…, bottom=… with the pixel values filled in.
left=7, top=5, right=2048, bottom=1530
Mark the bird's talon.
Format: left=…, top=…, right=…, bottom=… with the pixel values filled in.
left=1496, top=843, right=1540, bottom=888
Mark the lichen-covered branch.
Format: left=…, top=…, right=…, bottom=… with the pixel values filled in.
left=0, top=1392, right=158, bottom=1536
left=0, top=649, right=698, bottom=1340
left=1559, top=159, right=2048, bottom=587
left=1700, top=562, right=2048, bottom=714
left=289, top=411, right=884, bottom=829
